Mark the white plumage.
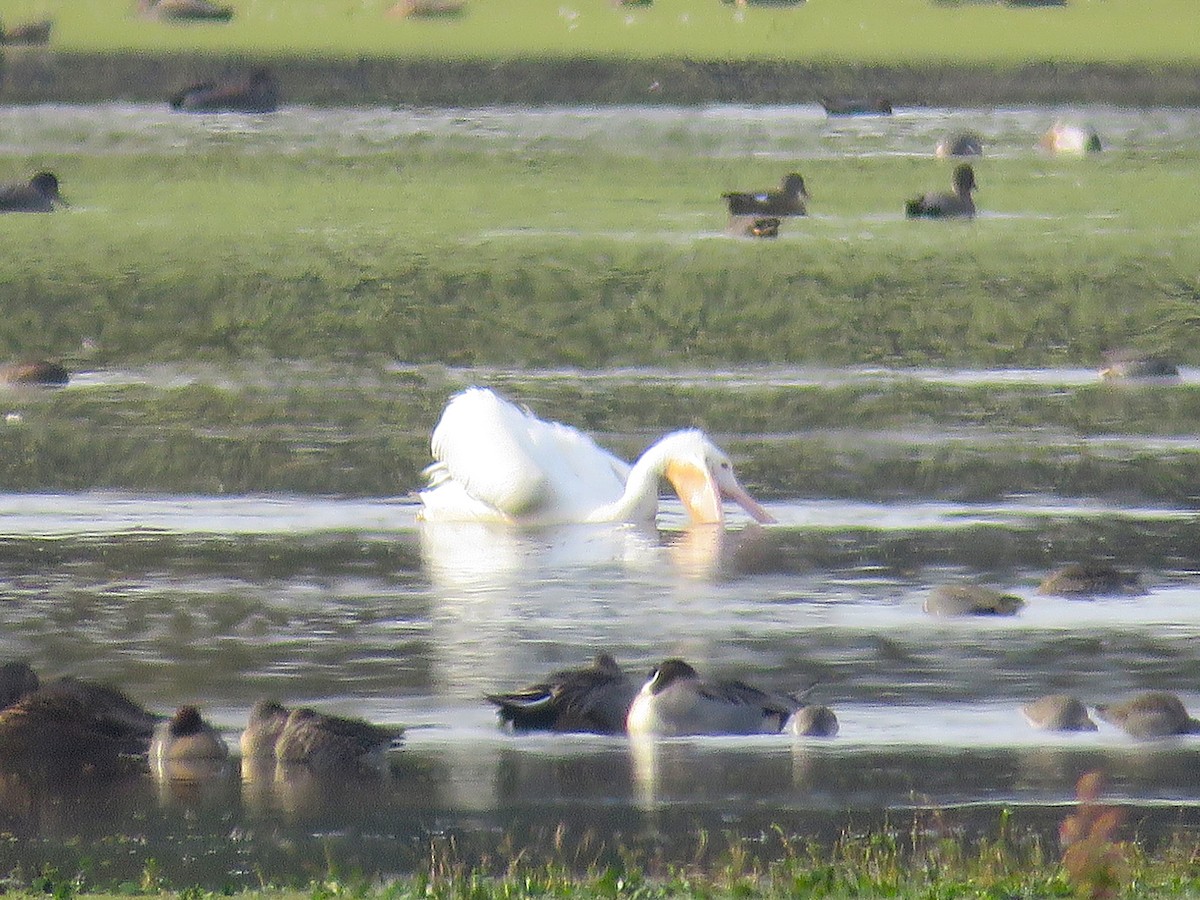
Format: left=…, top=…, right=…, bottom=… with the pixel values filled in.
left=419, top=387, right=774, bottom=526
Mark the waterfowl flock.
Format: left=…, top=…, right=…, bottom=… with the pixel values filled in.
left=0, top=663, right=405, bottom=780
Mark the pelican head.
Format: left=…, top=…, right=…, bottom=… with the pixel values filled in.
left=616, top=430, right=776, bottom=526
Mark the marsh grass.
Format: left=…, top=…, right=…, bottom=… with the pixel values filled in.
left=9, top=818, right=1200, bottom=899
left=3, top=146, right=1200, bottom=370
left=4, top=0, right=1200, bottom=64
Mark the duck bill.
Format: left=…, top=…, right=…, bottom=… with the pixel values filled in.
left=664, top=460, right=724, bottom=525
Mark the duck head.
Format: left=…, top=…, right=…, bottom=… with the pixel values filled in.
left=32, top=172, right=68, bottom=207
left=644, top=659, right=700, bottom=695
left=953, top=164, right=976, bottom=195
left=782, top=173, right=807, bottom=199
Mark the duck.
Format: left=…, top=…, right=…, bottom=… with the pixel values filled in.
left=419, top=387, right=775, bottom=526
left=787, top=704, right=839, bottom=737
left=1038, top=563, right=1142, bottom=598
left=0, top=662, right=39, bottom=709
left=626, top=659, right=803, bottom=737
left=923, top=584, right=1025, bottom=617
left=0, top=172, right=68, bottom=213
left=169, top=68, right=279, bottom=113
left=485, top=653, right=639, bottom=734
left=905, top=163, right=976, bottom=218
left=250, top=702, right=403, bottom=773
left=1095, top=692, right=1200, bottom=739
left=239, top=698, right=291, bottom=759
left=35, top=676, right=163, bottom=744
left=820, top=97, right=892, bottom=116
left=387, top=0, right=467, bottom=16
left=722, top=173, right=807, bottom=217
left=935, top=132, right=983, bottom=158
left=727, top=216, right=782, bottom=239
left=1039, top=122, right=1102, bottom=155
left=139, top=0, right=234, bottom=21
left=1021, top=694, right=1097, bottom=731
left=151, top=706, right=229, bottom=763
left=1, top=360, right=69, bottom=386
left=1098, top=354, right=1180, bottom=382
left=0, top=19, right=53, bottom=45
left=0, top=691, right=151, bottom=770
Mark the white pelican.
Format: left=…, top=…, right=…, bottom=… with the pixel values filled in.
left=418, top=387, right=776, bottom=526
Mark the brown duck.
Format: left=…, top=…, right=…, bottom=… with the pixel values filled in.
left=0, top=172, right=68, bottom=213
left=906, top=164, right=976, bottom=219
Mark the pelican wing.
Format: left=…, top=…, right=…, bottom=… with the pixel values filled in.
left=428, top=388, right=630, bottom=521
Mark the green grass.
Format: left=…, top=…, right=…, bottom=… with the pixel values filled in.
left=2, top=142, right=1199, bottom=370
left=3, top=0, right=1200, bottom=64
left=8, top=819, right=1200, bottom=899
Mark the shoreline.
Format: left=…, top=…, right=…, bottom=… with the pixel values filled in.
left=3, top=51, right=1200, bottom=107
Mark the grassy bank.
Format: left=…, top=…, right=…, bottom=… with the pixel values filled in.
left=3, top=0, right=1200, bottom=105
left=4, top=0, right=1200, bottom=65
left=5, top=54, right=1200, bottom=108
left=7, top=816, right=1200, bottom=899
left=2, top=146, right=1199, bottom=371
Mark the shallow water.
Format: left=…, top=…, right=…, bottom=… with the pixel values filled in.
left=3, top=96, right=1200, bottom=881
left=3, top=363, right=1200, bottom=884
left=2, top=102, right=1199, bottom=159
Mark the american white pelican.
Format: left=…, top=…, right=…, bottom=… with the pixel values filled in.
left=1038, top=122, right=1102, bottom=155
left=625, top=659, right=810, bottom=737
left=418, top=387, right=776, bottom=526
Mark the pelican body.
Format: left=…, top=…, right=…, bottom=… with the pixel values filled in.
left=626, top=659, right=801, bottom=737
left=906, top=164, right=976, bottom=219
left=419, top=388, right=775, bottom=526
